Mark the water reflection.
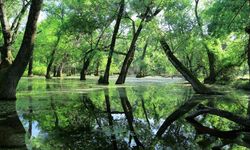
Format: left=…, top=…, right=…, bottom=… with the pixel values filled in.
left=0, top=101, right=26, bottom=149
left=9, top=78, right=250, bottom=149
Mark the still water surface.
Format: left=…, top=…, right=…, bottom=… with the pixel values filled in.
left=1, top=77, right=250, bottom=149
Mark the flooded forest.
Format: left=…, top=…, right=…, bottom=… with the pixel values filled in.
left=0, top=0, right=250, bottom=149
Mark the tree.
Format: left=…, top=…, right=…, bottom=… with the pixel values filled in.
left=0, top=0, right=43, bottom=100
left=194, top=0, right=216, bottom=84
left=98, top=0, right=125, bottom=84
left=116, top=1, right=161, bottom=84
left=0, top=0, right=31, bottom=69
left=160, top=38, right=215, bottom=94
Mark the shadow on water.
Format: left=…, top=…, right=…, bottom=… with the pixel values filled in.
left=2, top=78, right=250, bottom=149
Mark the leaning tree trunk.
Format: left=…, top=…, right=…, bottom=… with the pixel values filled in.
left=0, top=0, right=43, bottom=100
left=160, top=38, right=215, bottom=95
left=116, top=15, right=148, bottom=84
left=99, top=0, right=125, bottom=84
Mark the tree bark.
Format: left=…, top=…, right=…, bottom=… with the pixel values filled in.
left=160, top=38, right=216, bottom=94
left=116, top=9, right=150, bottom=84
left=0, top=0, right=43, bottom=100
left=99, top=0, right=125, bottom=84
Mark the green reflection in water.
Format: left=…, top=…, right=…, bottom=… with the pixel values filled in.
left=9, top=77, right=250, bottom=149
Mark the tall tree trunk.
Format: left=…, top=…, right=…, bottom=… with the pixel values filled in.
left=28, top=45, right=34, bottom=77
left=116, top=9, right=150, bottom=84
left=45, top=36, right=61, bottom=79
left=160, top=38, right=215, bottom=94
left=99, top=0, right=125, bottom=84
left=80, top=57, right=91, bottom=80
left=195, top=0, right=216, bottom=84
left=136, top=40, right=148, bottom=78
left=0, top=0, right=43, bottom=100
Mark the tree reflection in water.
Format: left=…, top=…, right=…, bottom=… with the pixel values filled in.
left=2, top=78, right=250, bottom=149
left=0, top=101, right=26, bottom=149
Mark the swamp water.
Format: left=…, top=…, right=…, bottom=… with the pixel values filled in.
left=0, top=77, right=249, bottom=149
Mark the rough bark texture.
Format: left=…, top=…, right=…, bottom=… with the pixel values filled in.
left=0, top=0, right=43, bottom=100
left=99, top=0, right=125, bottom=84
left=160, top=38, right=215, bottom=94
